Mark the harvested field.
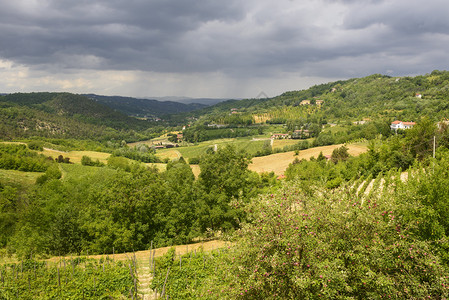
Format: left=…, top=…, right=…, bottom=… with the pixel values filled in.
left=155, top=149, right=181, bottom=160
left=40, top=149, right=111, bottom=164
left=249, top=143, right=367, bottom=175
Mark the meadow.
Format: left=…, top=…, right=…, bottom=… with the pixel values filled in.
left=0, top=169, right=42, bottom=186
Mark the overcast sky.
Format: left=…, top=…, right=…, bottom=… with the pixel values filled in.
left=0, top=0, right=448, bottom=99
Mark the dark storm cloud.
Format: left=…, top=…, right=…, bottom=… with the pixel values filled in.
left=0, top=0, right=247, bottom=70
left=0, top=0, right=448, bottom=80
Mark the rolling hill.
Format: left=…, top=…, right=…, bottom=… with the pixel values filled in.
left=186, top=70, right=449, bottom=125
left=0, top=92, right=161, bottom=141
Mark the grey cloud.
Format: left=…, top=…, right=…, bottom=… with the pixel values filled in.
left=0, top=0, right=247, bottom=69
left=0, top=0, right=448, bottom=86
left=342, top=0, right=449, bottom=34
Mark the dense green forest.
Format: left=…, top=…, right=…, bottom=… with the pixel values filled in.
left=2, top=71, right=449, bottom=298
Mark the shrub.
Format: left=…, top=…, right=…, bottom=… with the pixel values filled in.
left=189, top=157, right=200, bottom=164
left=212, top=183, right=449, bottom=299
left=27, top=141, right=43, bottom=151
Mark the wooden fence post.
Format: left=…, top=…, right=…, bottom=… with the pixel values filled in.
left=161, top=267, right=170, bottom=298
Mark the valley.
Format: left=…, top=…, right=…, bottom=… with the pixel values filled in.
left=2, top=71, right=449, bottom=298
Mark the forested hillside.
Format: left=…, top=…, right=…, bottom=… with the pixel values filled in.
left=0, top=93, right=164, bottom=142
left=187, top=70, right=449, bottom=126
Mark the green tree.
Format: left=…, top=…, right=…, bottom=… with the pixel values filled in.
left=199, top=145, right=252, bottom=199
left=330, top=145, right=349, bottom=163
left=405, top=117, right=437, bottom=160
left=197, top=145, right=254, bottom=231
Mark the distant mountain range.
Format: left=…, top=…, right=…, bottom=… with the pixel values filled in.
left=83, top=94, right=209, bottom=117
left=147, top=96, right=237, bottom=105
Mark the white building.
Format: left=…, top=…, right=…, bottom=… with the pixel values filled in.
left=390, top=120, right=416, bottom=131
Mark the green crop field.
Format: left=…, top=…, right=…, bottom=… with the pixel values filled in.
left=156, top=137, right=267, bottom=160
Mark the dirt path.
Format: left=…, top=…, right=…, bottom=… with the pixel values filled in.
left=136, top=257, right=156, bottom=299
left=45, top=240, right=228, bottom=264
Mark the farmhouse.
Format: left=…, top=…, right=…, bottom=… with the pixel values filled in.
left=300, top=100, right=311, bottom=105
left=315, top=99, right=324, bottom=106
left=390, top=120, right=416, bottom=131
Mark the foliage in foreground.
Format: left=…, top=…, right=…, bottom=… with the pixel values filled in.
left=151, top=247, right=226, bottom=299
left=0, top=257, right=135, bottom=299
left=152, top=170, right=449, bottom=299
left=213, top=183, right=449, bottom=299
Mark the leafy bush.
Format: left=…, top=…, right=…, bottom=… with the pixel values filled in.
left=112, top=146, right=159, bottom=163
left=36, top=165, right=62, bottom=184
left=208, top=183, right=449, bottom=299
left=189, top=157, right=200, bottom=164
left=81, top=155, right=104, bottom=167
left=27, top=140, right=43, bottom=151
left=0, top=144, right=50, bottom=172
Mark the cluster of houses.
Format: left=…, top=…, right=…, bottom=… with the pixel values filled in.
left=299, top=99, right=324, bottom=106
left=271, top=129, right=312, bottom=139
left=272, top=121, right=418, bottom=139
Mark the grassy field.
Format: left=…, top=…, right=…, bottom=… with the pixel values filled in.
left=40, top=148, right=111, bottom=164
left=156, top=137, right=268, bottom=160
left=0, top=169, right=42, bottom=186
left=272, top=138, right=315, bottom=149
left=249, top=143, right=368, bottom=175
left=59, top=163, right=117, bottom=180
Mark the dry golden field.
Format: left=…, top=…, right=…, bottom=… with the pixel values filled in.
left=249, top=144, right=367, bottom=175
left=40, top=148, right=111, bottom=164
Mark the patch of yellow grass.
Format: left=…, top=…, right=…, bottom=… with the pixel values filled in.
left=145, top=163, right=167, bottom=172
left=190, top=165, right=201, bottom=178
left=155, top=149, right=181, bottom=160
left=249, top=144, right=367, bottom=175
left=0, top=141, right=26, bottom=145
left=40, top=149, right=110, bottom=164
